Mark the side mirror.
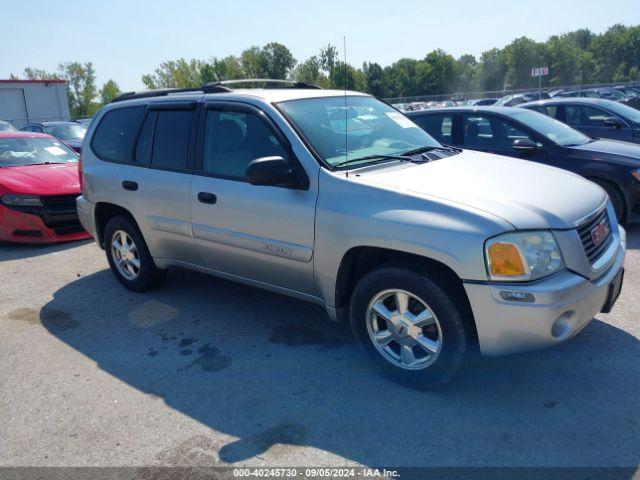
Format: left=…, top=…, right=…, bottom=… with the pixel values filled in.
left=603, top=117, right=623, bottom=129
left=246, top=156, right=297, bottom=187
left=512, top=138, right=539, bottom=153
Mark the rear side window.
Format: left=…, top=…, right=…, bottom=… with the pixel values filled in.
left=91, top=106, right=144, bottom=162
left=150, top=110, right=194, bottom=170
left=565, top=105, right=610, bottom=126
left=411, top=114, right=453, bottom=144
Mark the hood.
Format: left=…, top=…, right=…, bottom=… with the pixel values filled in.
left=0, top=163, right=81, bottom=195
left=570, top=139, right=640, bottom=167
left=358, top=150, right=606, bottom=229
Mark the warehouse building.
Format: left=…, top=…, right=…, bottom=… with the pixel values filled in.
left=0, top=79, right=71, bottom=129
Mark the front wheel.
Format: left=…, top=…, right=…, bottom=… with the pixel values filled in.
left=350, top=267, right=469, bottom=389
left=592, top=179, right=625, bottom=223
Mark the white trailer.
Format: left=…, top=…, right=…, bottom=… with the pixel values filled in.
left=0, top=80, right=71, bottom=129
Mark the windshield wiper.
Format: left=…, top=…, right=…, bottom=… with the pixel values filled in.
left=401, top=145, right=459, bottom=156
left=333, top=154, right=424, bottom=168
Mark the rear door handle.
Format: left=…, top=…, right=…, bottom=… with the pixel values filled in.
left=122, top=181, right=138, bottom=191
left=197, top=192, right=217, bottom=204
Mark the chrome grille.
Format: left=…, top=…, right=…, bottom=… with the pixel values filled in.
left=577, top=208, right=613, bottom=264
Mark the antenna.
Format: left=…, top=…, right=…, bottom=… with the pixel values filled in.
left=343, top=35, right=348, bottom=178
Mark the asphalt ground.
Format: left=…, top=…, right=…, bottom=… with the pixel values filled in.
left=1, top=225, right=639, bottom=473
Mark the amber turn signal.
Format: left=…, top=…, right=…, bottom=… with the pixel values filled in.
left=488, top=242, right=525, bottom=276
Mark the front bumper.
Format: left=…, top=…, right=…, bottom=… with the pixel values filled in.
left=0, top=203, right=90, bottom=244
left=464, top=227, right=626, bottom=356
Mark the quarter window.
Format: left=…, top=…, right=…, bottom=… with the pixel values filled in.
left=202, top=109, right=288, bottom=180
left=91, top=106, right=145, bottom=162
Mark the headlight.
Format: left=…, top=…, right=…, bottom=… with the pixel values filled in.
left=632, top=168, right=640, bottom=182
left=1, top=194, right=43, bottom=207
left=485, top=231, right=564, bottom=281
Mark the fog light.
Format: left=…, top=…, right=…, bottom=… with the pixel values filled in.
left=500, top=290, right=535, bottom=303
left=551, top=311, right=577, bottom=339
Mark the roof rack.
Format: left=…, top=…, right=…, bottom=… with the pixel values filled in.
left=110, top=79, right=321, bottom=103
left=111, top=84, right=231, bottom=103
left=205, top=79, right=322, bottom=90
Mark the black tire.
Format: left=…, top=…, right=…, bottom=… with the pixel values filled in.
left=349, top=266, right=469, bottom=389
left=593, top=179, right=626, bottom=223
left=104, top=215, right=167, bottom=292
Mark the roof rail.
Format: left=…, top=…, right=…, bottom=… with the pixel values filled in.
left=205, top=79, right=322, bottom=90
left=110, top=79, right=320, bottom=103
left=111, top=84, right=232, bottom=103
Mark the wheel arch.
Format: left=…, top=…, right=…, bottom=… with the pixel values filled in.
left=94, top=202, right=140, bottom=249
left=334, top=246, right=479, bottom=352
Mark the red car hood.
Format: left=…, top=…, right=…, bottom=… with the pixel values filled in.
left=0, top=163, right=80, bottom=195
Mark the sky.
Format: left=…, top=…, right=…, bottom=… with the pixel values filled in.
left=2, top=0, right=640, bottom=91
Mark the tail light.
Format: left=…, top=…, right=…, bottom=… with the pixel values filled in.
left=78, top=154, right=83, bottom=191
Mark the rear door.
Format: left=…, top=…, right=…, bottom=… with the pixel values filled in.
left=190, top=101, right=317, bottom=294
left=117, top=101, right=199, bottom=263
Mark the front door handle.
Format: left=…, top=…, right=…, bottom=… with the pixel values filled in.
left=122, top=180, right=138, bottom=191
left=197, top=192, right=217, bottom=204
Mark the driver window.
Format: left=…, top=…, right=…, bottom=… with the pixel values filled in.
left=203, top=110, right=288, bottom=180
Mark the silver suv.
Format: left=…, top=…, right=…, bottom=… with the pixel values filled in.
left=77, top=81, right=626, bottom=388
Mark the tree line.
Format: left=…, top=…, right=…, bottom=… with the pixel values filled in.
left=11, top=23, right=640, bottom=116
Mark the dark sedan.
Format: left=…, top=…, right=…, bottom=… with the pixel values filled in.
left=520, top=98, right=640, bottom=144
left=19, top=121, right=86, bottom=153
left=407, top=106, right=640, bottom=222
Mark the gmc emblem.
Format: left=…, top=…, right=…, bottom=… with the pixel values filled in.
left=590, top=218, right=610, bottom=246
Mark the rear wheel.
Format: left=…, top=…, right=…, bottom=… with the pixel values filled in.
left=350, top=267, right=469, bottom=389
left=104, top=216, right=167, bottom=292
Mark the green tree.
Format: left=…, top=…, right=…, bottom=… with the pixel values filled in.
left=100, top=79, right=121, bottom=104
left=59, top=62, right=97, bottom=116
left=293, top=56, right=326, bottom=86
left=417, top=49, right=457, bottom=95
left=362, top=62, right=384, bottom=97
left=260, top=42, right=296, bottom=79
left=141, top=58, right=204, bottom=89
left=476, top=48, right=507, bottom=91
left=455, top=54, right=478, bottom=92
left=502, top=37, right=547, bottom=89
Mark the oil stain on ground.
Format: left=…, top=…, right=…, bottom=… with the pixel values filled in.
left=178, top=343, right=232, bottom=373
left=219, top=423, right=307, bottom=463
left=7, top=307, right=79, bottom=331
left=268, top=324, right=346, bottom=349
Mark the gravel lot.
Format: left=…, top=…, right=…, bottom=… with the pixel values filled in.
left=1, top=225, right=639, bottom=470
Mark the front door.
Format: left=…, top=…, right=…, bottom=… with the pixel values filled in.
left=190, top=102, right=317, bottom=295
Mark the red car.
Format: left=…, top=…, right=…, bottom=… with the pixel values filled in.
left=0, top=132, right=90, bottom=244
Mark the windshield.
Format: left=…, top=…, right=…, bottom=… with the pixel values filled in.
left=278, top=96, right=441, bottom=168
left=0, top=136, right=78, bottom=167
left=510, top=109, right=592, bottom=146
left=44, top=123, right=86, bottom=140
left=604, top=101, right=640, bottom=124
